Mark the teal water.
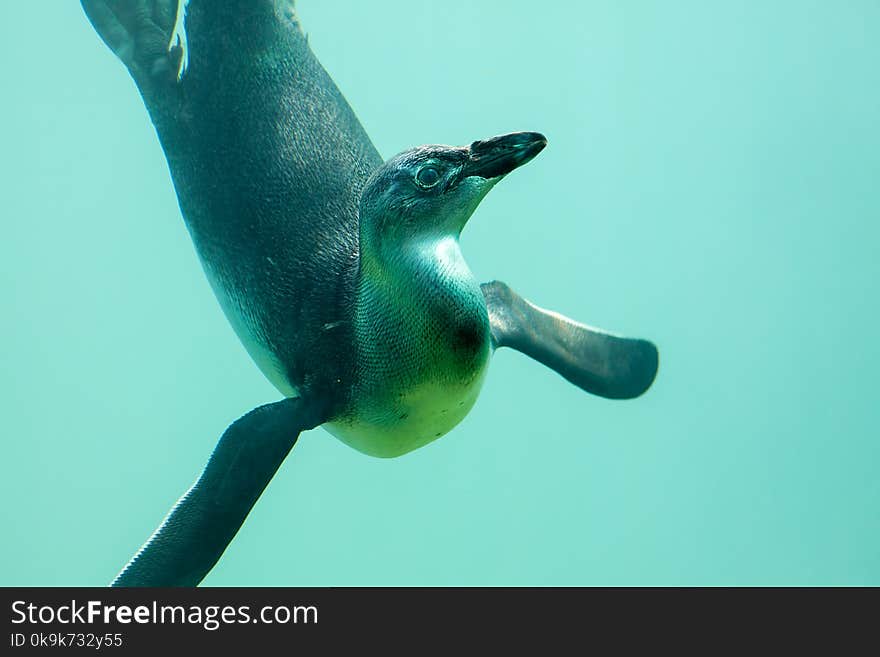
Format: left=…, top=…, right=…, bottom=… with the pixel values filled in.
left=1, top=1, right=878, bottom=585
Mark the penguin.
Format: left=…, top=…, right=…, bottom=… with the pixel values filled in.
left=79, top=0, right=659, bottom=586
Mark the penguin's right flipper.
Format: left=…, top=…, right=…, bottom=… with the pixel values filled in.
left=481, top=280, right=658, bottom=400
left=81, top=0, right=183, bottom=90
left=111, top=395, right=326, bottom=587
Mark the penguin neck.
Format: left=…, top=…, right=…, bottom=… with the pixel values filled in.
left=356, top=231, right=487, bottom=343
left=359, top=232, right=476, bottom=303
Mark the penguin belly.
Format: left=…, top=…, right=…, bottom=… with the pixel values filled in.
left=325, top=291, right=492, bottom=458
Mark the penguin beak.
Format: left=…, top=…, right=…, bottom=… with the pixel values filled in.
left=461, top=131, right=547, bottom=180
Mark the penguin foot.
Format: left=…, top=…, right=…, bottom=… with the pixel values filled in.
left=482, top=280, right=658, bottom=400
left=81, top=0, right=184, bottom=87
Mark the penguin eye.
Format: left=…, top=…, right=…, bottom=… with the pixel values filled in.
left=415, top=166, right=441, bottom=189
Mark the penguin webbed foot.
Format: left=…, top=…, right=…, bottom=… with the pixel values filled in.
left=81, top=0, right=183, bottom=86
left=481, top=280, right=658, bottom=400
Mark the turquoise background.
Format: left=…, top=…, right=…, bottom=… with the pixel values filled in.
left=1, top=1, right=878, bottom=585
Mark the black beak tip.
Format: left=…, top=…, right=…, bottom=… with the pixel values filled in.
left=465, top=131, right=549, bottom=179
left=518, top=131, right=548, bottom=159
left=518, top=131, right=548, bottom=148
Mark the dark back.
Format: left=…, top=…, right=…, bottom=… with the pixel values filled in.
left=145, top=1, right=383, bottom=408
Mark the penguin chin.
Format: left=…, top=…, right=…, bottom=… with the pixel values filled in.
left=435, top=176, right=497, bottom=235
left=377, top=178, right=493, bottom=245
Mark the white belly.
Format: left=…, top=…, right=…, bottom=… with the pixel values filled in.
left=324, top=360, right=489, bottom=458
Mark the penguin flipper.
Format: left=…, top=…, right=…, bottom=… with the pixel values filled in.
left=80, top=0, right=183, bottom=91
left=111, top=396, right=326, bottom=587
left=481, top=280, right=658, bottom=400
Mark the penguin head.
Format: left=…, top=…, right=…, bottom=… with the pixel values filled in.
left=359, top=131, right=546, bottom=250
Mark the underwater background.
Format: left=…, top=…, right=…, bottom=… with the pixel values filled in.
left=1, top=1, right=878, bottom=585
